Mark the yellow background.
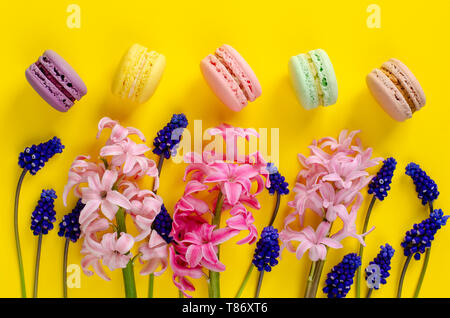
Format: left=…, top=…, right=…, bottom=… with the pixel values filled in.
left=1, top=0, right=450, bottom=298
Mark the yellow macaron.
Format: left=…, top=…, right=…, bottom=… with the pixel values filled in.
left=112, top=43, right=166, bottom=104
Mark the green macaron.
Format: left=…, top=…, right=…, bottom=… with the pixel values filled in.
left=288, top=49, right=338, bottom=110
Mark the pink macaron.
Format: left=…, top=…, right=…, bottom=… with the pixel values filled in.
left=200, top=44, right=262, bottom=112
left=366, top=58, right=426, bottom=121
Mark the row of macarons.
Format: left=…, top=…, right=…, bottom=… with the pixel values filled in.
left=26, top=43, right=426, bottom=122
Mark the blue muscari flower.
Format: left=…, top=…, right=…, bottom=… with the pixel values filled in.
left=18, top=137, right=64, bottom=175
left=401, top=209, right=449, bottom=260
left=266, top=163, right=289, bottom=196
left=323, top=253, right=361, bottom=298
left=152, top=114, right=188, bottom=159
left=405, top=162, right=439, bottom=205
left=31, top=189, right=57, bottom=236
left=252, top=226, right=280, bottom=272
left=58, top=199, right=84, bottom=243
left=152, top=204, right=173, bottom=243
left=365, top=244, right=395, bottom=289
left=368, top=157, right=396, bottom=201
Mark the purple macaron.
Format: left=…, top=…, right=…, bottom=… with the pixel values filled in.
left=25, top=50, right=87, bottom=112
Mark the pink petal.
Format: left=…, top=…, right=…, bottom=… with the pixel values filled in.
left=300, top=226, right=317, bottom=243
left=100, top=144, right=124, bottom=157
left=101, top=233, right=116, bottom=251
left=107, top=191, right=132, bottom=210
left=222, top=182, right=242, bottom=205
left=235, top=164, right=259, bottom=179
left=140, top=259, right=159, bottom=276
left=321, top=237, right=343, bottom=249
left=211, top=227, right=239, bottom=245
left=131, top=143, right=150, bottom=155
left=101, top=200, right=119, bottom=220
left=316, top=221, right=331, bottom=239
left=184, top=180, right=209, bottom=196
left=201, top=243, right=218, bottom=264
left=87, top=174, right=103, bottom=192
left=126, top=127, right=146, bottom=141
left=204, top=171, right=228, bottom=183
left=97, top=117, right=117, bottom=139
left=295, top=241, right=313, bottom=260
left=91, top=258, right=111, bottom=281
left=309, top=245, right=326, bottom=261
left=101, top=169, right=118, bottom=190
left=79, top=200, right=101, bottom=224
left=115, top=233, right=135, bottom=254
left=185, top=245, right=202, bottom=268
left=203, top=259, right=226, bottom=272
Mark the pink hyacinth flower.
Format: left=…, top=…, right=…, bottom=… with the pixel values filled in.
left=81, top=231, right=134, bottom=279
left=281, top=221, right=343, bottom=261
left=97, top=117, right=146, bottom=144
left=169, top=246, right=204, bottom=298
left=331, top=193, right=375, bottom=245
left=63, top=155, right=105, bottom=206
left=204, top=163, right=259, bottom=205
left=226, top=204, right=257, bottom=244
left=175, top=180, right=210, bottom=214
left=100, top=232, right=135, bottom=271
left=100, top=138, right=151, bottom=176
left=80, top=169, right=132, bottom=223
left=182, top=223, right=237, bottom=272
left=139, top=231, right=169, bottom=276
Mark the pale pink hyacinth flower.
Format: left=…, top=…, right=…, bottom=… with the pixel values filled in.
left=331, top=193, right=375, bottom=245
left=100, top=139, right=151, bottom=176
left=64, top=117, right=165, bottom=282
left=280, top=130, right=382, bottom=262
left=121, top=181, right=163, bottom=241
left=81, top=231, right=134, bottom=279
left=97, top=117, right=146, bottom=144
left=62, top=155, right=105, bottom=206
left=280, top=221, right=342, bottom=261
left=139, top=231, right=169, bottom=276
left=79, top=169, right=132, bottom=223
left=101, top=232, right=135, bottom=271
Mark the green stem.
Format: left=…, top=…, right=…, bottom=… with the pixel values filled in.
left=148, top=274, right=154, bottom=298
left=179, top=290, right=184, bottom=298
left=209, top=192, right=224, bottom=298
left=235, top=263, right=254, bottom=298
left=366, top=288, right=373, bottom=298
left=33, top=233, right=43, bottom=298
left=413, top=201, right=434, bottom=298
left=304, top=260, right=317, bottom=298
left=397, top=254, right=412, bottom=298
left=304, top=259, right=326, bottom=298
left=14, top=169, right=27, bottom=298
left=116, top=208, right=137, bottom=298
left=255, top=271, right=264, bottom=298
left=63, top=239, right=69, bottom=298
left=356, top=195, right=377, bottom=298
left=268, top=193, right=281, bottom=227
left=414, top=248, right=431, bottom=298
